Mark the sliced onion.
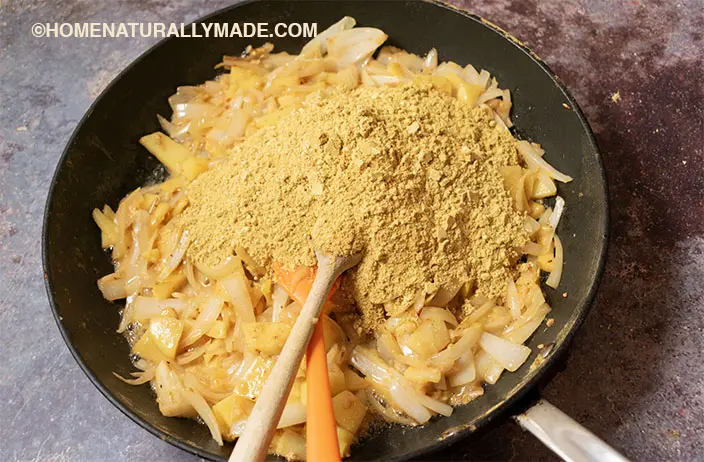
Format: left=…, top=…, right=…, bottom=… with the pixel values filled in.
left=433, top=61, right=465, bottom=79
left=133, top=359, right=150, bottom=371
left=478, top=87, right=504, bottom=105
left=131, top=296, right=186, bottom=321
left=350, top=347, right=391, bottom=385
left=389, top=381, right=432, bottom=424
left=377, top=331, right=403, bottom=365
left=429, top=323, right=482, bottom=370
left=427, top=283, right=461, bottom=307
left=494, top=112, right=510, bottom=131
left=195, top=255, right=239, bottom=280
left=265, top=58, right=328, bottom=91
left=256, top=306, right=273, bottom=323
left=185, top=261, right=202, bottom=295
left=228, top=419, right=248, bottom=439
left=277, top=401, right=307, bottom=428
left=395, top=351, right=430, bottom=370
left=538, top=207, right=554, bottom=226
left=360, top=64, right=375, bottom=86
left=461, top=300, right=494, bottom=328
left=378, top=47, right=425, bottom=73
left=370, top=74, right=406, bottom=86
left=117, top=297, right=134, bottom=333
left=503, top=303, right=551, bottom=344
left=300, top=16, right=356, bottom=57
left=464, top=64, right=480, bottom=85
left=528, top=285, right=547, bottom=313
left=157, top=114, right=189, bottom=141
left=504, top=286, right=545, bottom=333
left=448, top=351, right=475, bottom=387
left=521, top=242, right=544, bottom=256
left=168, top=190, right=186, bottom=208
left=231, top=351, right=256, bottom=381
left=532, top=170, right=557, bottom=199
left=436, top=375, right=448, bottom=391
left=180, top=102, right=213, bottom=123
left=411, top=289, right=426, bottom=314
left=181, top=386, right=223, bottom=446
left=474, top=349, right=503, bottom=384
left=271, top=283, right=289, bottom=322
left=415, top=389, right=453, bottom=417
left=479, top=332, right=531, bottom=372
left=326, top=28, right=388, bottom=69
left=176, top=340, right=211, bottom=365
left=506, top=278, right=523, bottom=320
left=219, top=272, right=255, bottom=323
left=352, top=346, right=449, bottom=423
left=366, top=389, right=416, bottom=426
left=263, top=52, right=296, bottom=69
left=113, top=188, right=142, bottom=260
left=129, top=213, right=149, bottom=273
left=179, top=295, right=224, bottom=347
left=98, top=273, right=127, bottom=301
left=524, top=216, right=541, bottom=235
left=420, top=307, right=458, bottom=326
left=546, top=235, right=564, bottom=288
left=515, top=172, right=530, bottom=212
left=158, top=230, right=189, bottom=280
left=517, top=141, right=573, bottom=183
left=548, top=196, right=565, bottom=230
left=274, top=430, right=306, bottom=460
left=482, top=305, right=513, bottom=333
left=182, top=373, right=231, bottom=404
left=113, top=368, right=154, bottom=385
left=168, top=86, right=199, bottom=114
left=423, top=48, right=438, bottom=72
left=477, top=69, right=491, bottom=88
left=235, top=245, right=265, bottom=276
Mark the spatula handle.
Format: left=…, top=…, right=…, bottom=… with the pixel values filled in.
left=516, top=399, right=630, bottom=462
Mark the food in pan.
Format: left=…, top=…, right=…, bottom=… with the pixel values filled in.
left=93, top=17, right=571, bottom=460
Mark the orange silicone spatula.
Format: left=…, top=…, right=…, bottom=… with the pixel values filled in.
left=306, top=317, right=341, bottom=462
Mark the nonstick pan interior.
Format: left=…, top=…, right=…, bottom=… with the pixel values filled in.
left=43, top=1, right=608, bottom=460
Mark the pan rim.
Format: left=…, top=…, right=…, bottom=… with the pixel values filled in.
left=41, top=0, right=609, bottom=460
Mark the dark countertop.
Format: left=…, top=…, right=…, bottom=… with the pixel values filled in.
left=0, top=0, right=702, bottom=461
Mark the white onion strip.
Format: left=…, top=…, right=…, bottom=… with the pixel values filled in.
left=389, top=381, right=432, bottom=423
left=548, top=196, right=566, bottom=230
left=181, top=386, right=223, bottom=446
left=546, top=235, right=564, bottom=288
left=506, top=278, right=523, bottom=320
left=277, top=402, right=307, bottom=428
left=420, top=307, right=458, bottom=326
left=179, top=295, right=224, bottom=347
left=158, top=230, right=189, bottom=280
left=503, top=303, right=551, bottom=344
left=479, top=332, right=531, bottom=372
left=517, top=141, right=573, bottom=183
left=448, top=351, right=476, bottom=387
left=113, top=368, right=154, bottom=385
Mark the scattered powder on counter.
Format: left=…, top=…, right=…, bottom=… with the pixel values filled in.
left=180, top=82, right=528, bottom=331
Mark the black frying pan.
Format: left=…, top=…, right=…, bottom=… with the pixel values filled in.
left=42, top=1, right=612, bottom=460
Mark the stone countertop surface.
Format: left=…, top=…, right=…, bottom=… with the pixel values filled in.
left=0, top=0, right=702, bottom=461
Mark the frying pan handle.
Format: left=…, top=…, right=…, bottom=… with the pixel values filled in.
left=516, top=399, right=630, bottom=462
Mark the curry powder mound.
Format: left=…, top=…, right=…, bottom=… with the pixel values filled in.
left=180, top=82, right=527, bottom=330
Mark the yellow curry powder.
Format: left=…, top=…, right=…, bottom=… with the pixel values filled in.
left=180, top=82, right=527, bottom=330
